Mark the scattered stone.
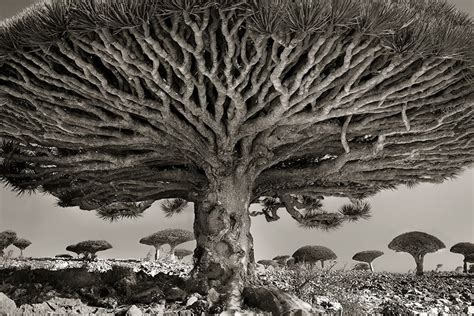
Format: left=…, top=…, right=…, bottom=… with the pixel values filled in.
left=0, top=292, right=17, bottom=314
left=243, top=286, right=324, bottom=315
left=126, top=305, right=143, bottom=316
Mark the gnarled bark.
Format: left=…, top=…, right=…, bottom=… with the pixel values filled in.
left=191, top=173, right=254, bottom=311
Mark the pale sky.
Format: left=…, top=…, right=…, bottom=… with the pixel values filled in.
left=0, top=0, right=473, bottom=273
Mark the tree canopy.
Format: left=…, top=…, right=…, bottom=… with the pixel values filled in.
left=12, top=238, right=31, bottom=250
left=0, top=230, right=17, bottom=254
left=352, top=250, right=384, bottom=263
left=67, top=240, right=113, bottom=258
left=292, top=245, right=337, bottom=264
left=388, top=231, right=445, bottom=256
left=0, top=0, right=472, bottom=220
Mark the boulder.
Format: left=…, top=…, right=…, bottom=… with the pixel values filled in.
left=0, top=292, right=17, bottom=314
left=243, top=286, right=324, bottom=315
left=126, top=305, right=143, bottom=316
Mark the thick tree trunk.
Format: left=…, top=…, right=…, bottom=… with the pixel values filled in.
left=369, top=262, right=374, bottom=272
left=191, top=174, right=254, bottom=312
left=321, top=260, right=325, bottom=269
left=414, top=254, right=424, bottom=276
left=154, top=246, right=159, bottom=261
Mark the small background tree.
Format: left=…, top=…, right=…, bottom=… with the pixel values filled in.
left=174, top=248, right=193, bottom=260
left=140, top=229, right=194, bottom=259
left=139, top=235, right=166, bottom=261
left=13, top=238, right=32, bottom=258
left=449, top=242, right=474, bottom=273
left=388, top=231, right=445, bottom=275
left=292, top=245, right=337, bottom=268
left=67, top=240, right=112, bottom=260
left=352, top=250, right=384, bottom=272
left=0, top=230, right=17, bottom=257
left=55, top=254, right=73, bottom=259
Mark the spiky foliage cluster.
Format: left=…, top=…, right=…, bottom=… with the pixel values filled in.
left=388, top=231, right=445, bottom=256
left=292, top=245, right=337, bottom=264
left=66, top=240, right=112, bottom=259
left=338, top=201, right=371, bottom=222
left=174, top=248, right=193, bottom=259
left=161, top=199, right=189, bottom=218
left=0, top=230, right=17, bottom=255
left=257, top=194, right=372, bottom=231
left=96, top=200, right=154, bottom=221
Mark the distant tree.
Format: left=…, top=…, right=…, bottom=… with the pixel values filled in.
left=139, top=234, right=166, bottom=261
left=292, top=245, right=337, bottom=268
left=286, top=258, right=296, bottom=267
left=55, top=254, right=73, bottom=259
left=12, top=238, right=32, bottom=258
left=454, top=266, right=463, bottom=273
left=433, top=263, right=443, bottom=272
left=67, top=240, right=112, bottom=260
left=273, top=255, right=290, bottom=265
left=0, top=230, right=17, bottom=257
left=175, top=248, right=194, bottom=260
left=449, top=242, right=474, bottom=273
left=388, top=231, right=445, bottom=275
left=140, top=229, right=194, bottom=259
left=352, top=250, right=384, bottom=272
left=257, top=260, right=279, bottom=268
left=66, top=244, right=83, bottom=258
left=353, top=262, right=370, bottom=271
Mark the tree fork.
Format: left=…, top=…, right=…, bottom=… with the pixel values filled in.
left=191, top=172, right=255, bottom=311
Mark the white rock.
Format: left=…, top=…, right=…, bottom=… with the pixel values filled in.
left=0, top=292, right=17, bottom=313
left=126, top=305, right=143, bottom=316
left=186, top=296, right=198, bottom=307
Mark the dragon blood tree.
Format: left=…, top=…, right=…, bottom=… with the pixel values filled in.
left=388, top=231, right=445, bottom=275
left=292, top=245, right=337, bottom=268
left=139, top=228, right=194, bottom=260
left=450, top=242, right=474, bottom=273
left=67, top=240, right=113, bottom=259
left=0, top=0, right=473, bottom=310
left=352, top=250, right=384, bottom=272
left=13, top=238, right=32, bottom=258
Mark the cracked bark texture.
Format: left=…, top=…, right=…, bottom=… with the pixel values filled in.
left=0, top=0, right=473, bottom=310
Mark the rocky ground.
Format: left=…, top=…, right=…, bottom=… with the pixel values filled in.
left=0, top=258, right=473, bottom=315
